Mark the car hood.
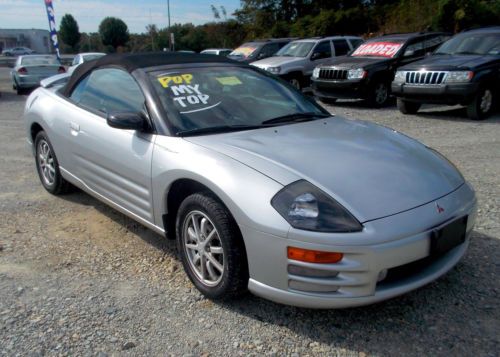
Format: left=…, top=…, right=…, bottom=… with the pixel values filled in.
left=252, top=56, right=304, bottom=68
left=401, top=54, right=495, bottom=71
left=185, top=117, right=464, bottom=223
left=321, top=56, right=392, bottom=69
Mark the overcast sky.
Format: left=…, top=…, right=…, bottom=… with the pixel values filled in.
left=0, top=0, right=240, bottom=33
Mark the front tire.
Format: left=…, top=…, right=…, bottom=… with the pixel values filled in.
left=467, top=87, right=494, bottom=120
left=397, top=98, right=421, bottom=114
left=34, top=131, right=72, bottom=195
left=176, top=193, right=248, bottom=300
left=368, top=80, right=390, bottom=107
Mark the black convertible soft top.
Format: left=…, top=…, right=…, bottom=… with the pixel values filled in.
left=62, top=52, right=240, bottom=97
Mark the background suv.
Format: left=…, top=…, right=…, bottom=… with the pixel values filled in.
left=252, top=36, right=363, bottom=90
left=392, top=27, right=500, bottom=120
left=227, top=38, right=294, bottom=63
left=311, top=32, right=450, bottom=106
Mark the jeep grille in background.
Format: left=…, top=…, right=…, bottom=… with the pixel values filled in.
left=319, top=68, right=348, bottom=80
left=405, top=71, right=448, bottom=85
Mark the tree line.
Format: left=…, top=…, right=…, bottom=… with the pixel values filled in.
left=58, top=0, right=500, bottom=53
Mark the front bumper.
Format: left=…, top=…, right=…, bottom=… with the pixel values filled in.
left=242, top=182, right=476, bottom=308
left=312, top=78, right=368, bottom=99
left=391, top=82, right=479, bottom=105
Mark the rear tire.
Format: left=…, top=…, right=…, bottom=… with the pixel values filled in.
left=34, top=131, right=73, bottom=195
left=397, top=98, right=421, bottom=114
left=176, top=193, right=248, bottom=300
left=467, top=87, right=494, bottom=120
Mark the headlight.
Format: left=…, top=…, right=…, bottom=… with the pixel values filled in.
left=271, top=180, right=362, bottom=233
left=266, top=66, right=281, bottom=74
left=312, top=67, right=320, bottom=79
left=347, top=68, right=367, bottom=80
left=393, top=71, right=406, bottom=83
left=445, top=71, right=474, bottom=83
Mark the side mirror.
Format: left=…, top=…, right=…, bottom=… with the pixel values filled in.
left=257, top=52, right=266, bottom=59
left=107, top=112, right=147, bottom=131
left=311, top=52, right=322, bottom=61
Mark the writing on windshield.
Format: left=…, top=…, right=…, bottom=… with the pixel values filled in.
left=352, top=42, right=403, bottom=58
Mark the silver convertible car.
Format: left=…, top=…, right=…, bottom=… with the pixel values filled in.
left=24, top=53, right=477, bottom=308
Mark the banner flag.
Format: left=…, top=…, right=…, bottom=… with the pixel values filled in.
left=44, top=0, right=60, bottom=60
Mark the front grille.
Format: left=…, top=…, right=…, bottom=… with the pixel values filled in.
left=405, top=71, right=447, bottom=85
left=319, top=68, right=348, bottom=80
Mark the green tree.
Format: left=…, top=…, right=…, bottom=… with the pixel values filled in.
left=98, top=17, right=130, bottom=51
left=59, top=14, right=81, bottom=52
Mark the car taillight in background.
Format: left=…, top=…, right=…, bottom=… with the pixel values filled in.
left=58, top=66, right=66, bottom=73
left=18, top=67, right=28, bottom=74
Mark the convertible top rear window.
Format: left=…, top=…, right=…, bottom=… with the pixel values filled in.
left=149, top=66, right=324, bottom=134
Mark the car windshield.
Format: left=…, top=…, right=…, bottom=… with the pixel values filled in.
left=82, top=54, right=105, bottom=62
left=21, top=56, right=58, bottom=65
left=435, top=33, right=500, bottom=56
left=228, top=44, right=259, bottom=59
left=276, top=42, right=314, bottom=57
left=149, top=66, right=326, bottom=135
left=351, top=40, right=405, bottom=58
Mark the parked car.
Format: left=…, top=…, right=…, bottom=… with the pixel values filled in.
left=68, top=52, right=106, bottom=73
left=3, top=47, right=34, bottom=56
left=311, top=32, right=450, bottom=106
left=392, top=27, right=500, bottom=120
left=24, top=52, right=476, bottom=308
left=227, top=38, right=294, bottom=64
left=201, top=48, right=233, bottom=56
left=11, top=55, right=65, bottom=95
left=252, top=36, right=364, bottom=90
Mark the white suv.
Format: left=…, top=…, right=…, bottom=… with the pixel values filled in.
left=252, top=36, right=363, bottom=90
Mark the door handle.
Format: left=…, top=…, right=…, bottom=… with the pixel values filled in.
left=70, top=122, right=80, bottom=136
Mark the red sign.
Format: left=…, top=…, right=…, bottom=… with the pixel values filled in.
left=352, top=42, right=403, bottom=58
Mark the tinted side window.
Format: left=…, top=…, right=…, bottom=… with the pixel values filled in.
left=350, top=39, right=364, bottom=50
left=312, top=41, right=332, bottom=59
left=404, top=37, right=428, bottom=57
left=70, top=68, right=145, bottom=115
left=261, top=43, right=280, bottom=56
left=333, top=39, right=350, bottom=56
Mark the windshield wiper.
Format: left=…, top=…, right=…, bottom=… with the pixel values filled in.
left=177, top=124, right=264, bottom=137
left=454, top=51, right=478, bottom=55
left=261, top=112, right=330, bottom=125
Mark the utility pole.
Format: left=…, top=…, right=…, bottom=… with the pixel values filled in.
left=167, top=0, right=171, bottom=51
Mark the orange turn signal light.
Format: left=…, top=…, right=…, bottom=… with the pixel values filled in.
left=287, top=247, right=343, bottom=264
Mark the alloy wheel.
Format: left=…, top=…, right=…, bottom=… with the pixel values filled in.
left=480, top=89, right=492, bottom=114
left=37, top=139, right=55, bottom=186
left=182, top=210, right=225, bottom=287
left=375, top=83, right=388, bottom=105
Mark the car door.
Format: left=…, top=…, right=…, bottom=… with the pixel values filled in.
left=307, top=41, right=333, bottom=75
left=67, top=68, right=156, bottom=222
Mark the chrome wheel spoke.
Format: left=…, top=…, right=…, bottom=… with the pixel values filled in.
left=200, top=217, right=208, bottom=237
left=206, top=260, right=218, bottom=280
left=185, top=243, right=198, bottom=251
left=187, top=227, right=198, bottom=242
left=205, top=228, right=217, bottom=243
left=209, top=246, right=223, bottom=255
left=205, top=253, right=223, bottom=272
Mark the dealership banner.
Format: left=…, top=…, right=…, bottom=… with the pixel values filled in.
left=44, top=0, right=61, bottom=60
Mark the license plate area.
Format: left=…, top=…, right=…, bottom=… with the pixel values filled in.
left=431, top=216, right=468, bottom=255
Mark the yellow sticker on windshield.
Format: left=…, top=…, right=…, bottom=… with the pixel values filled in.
left=157, top=73, right=193, bottom=88
left=215, top=76, right=242, bottom=86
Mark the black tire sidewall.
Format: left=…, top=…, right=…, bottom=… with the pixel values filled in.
left=175, top=193, right=248, bottom=299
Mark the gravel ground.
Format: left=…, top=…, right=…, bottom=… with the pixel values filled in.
left=0, top=67, right=499, bottom=357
